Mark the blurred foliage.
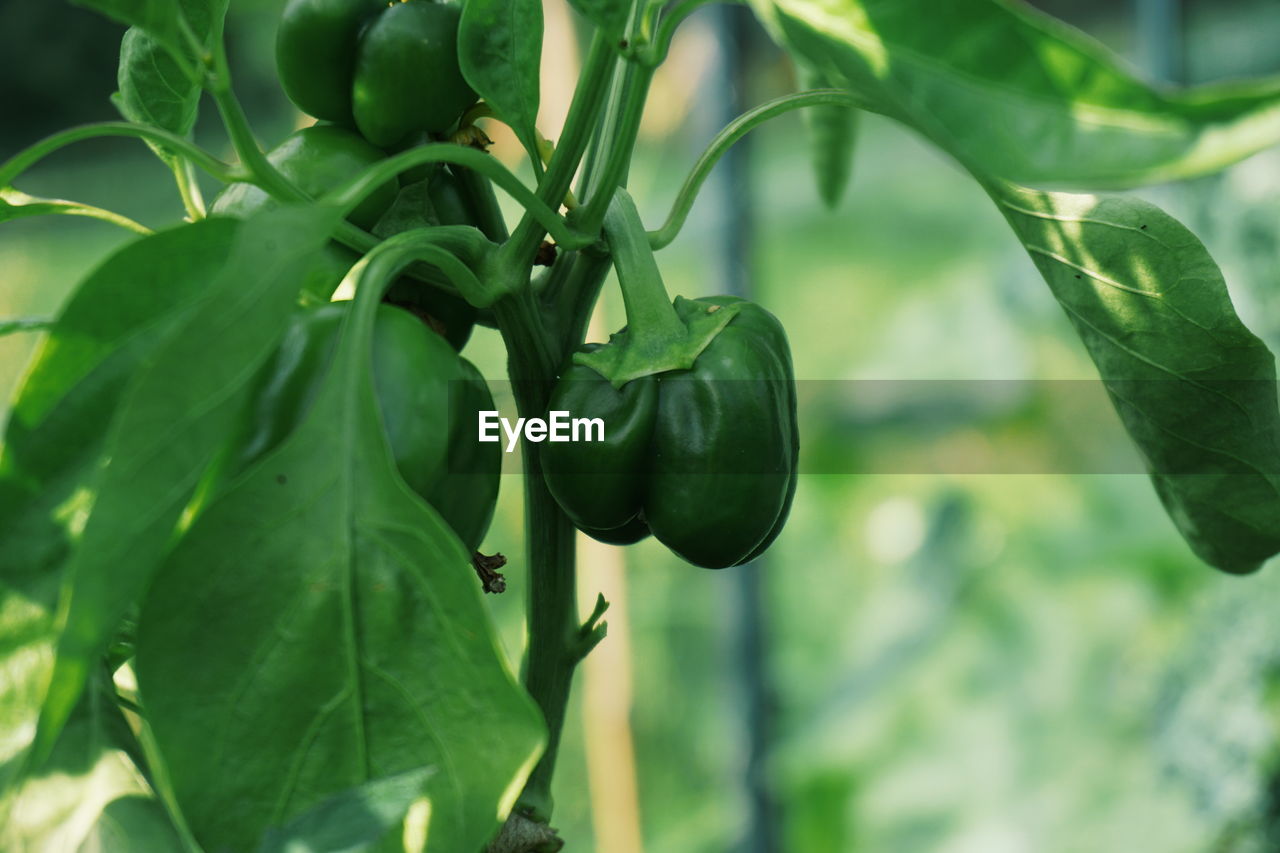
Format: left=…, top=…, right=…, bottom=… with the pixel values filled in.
left=7, top=0, right=1280, bottom=851
left=0, top=4, right=123, bottom=152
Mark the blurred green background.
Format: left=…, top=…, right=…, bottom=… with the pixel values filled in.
left=6, top=1, right=1280, bottom=851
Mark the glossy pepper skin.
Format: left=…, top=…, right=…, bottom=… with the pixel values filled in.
left=210, top=125, right=395, bottom=307
left=212, top=125, right=397, bottom=231
left=276, top=0, right=385, bottom=124
left=426, top=357, right=502, bottom=550
left=351, top=2, right=476, bottom=146
left=276, top=0, right=476, bottom=146
left=230, top=302, right=500, bottom=551
left=543, top=296, right=798, bottom=568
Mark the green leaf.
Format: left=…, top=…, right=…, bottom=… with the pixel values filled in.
left=110, top=0, right=226, bottom=169
left=114, top=27, right=201, bottom=133
left=257, top=768, right=434, bottom=853
left=991, top=182, right=1280, bottom=573
left=2, top=670, right=173, bottom=851
left=76, top=796, right=185, bottom=853
left=113, top=28, right=202, bottom=167
left=135, top=269, right=545, bottom=852
left=31, top=204, right=343, bottom=766
left=798, top=66, right=857, bottom=209
left=0, top=219, right=238, bottom=790
left=566, top=0, right=629, bottom=42
left=73, top=0, right=225, bottom=80
left=0, top=188, right=149, bottom=234
left=458, top=0, right=543, bottom=161
left=753, top=0, right=1280, bottom=188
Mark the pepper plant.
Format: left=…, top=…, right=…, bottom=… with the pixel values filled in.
left=4, top=0, right=1280, bottom=850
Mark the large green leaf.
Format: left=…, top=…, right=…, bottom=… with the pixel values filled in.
left=1, top=670, right=177, bottom=851
left=76, top=796, right=185, bottom=853
left=458, top=0, right=543, bottom=161
left=991, top=182, right=1280, bottom=573
left=135, top=272, right=544, bottom=852
left=31, top=205, right=342, bottom=765
left=754, top=0, right=1280, bottom=188
left=257, top=768, right=434, bottom=853
left=799, top=64, right=858, bottom=209
left=0, top=219, right=238, bottom=792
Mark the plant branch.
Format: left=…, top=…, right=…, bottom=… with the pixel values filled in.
left=486, top=25, right=640, bottom=836
left=649, top=89, right=868, bottom=249
left=172, top=158, right=207, bottom=220
left=508, top=444, right=578, bottom=823
left=0, top=123, right=240, bottom=188
left=638, top=0, right=732, bottom=66
left=503, top=30, right=616, bottom=272
left=571, top=0, right=659, bottom=236
left=454, top=160, right=511, bottom=243
left=208, top=85, right=301, bottom=204
left=489, top=288, right=577, bottom=822
left=1, top=189, right=152, bottom=235
left=577, top=66, right=654, bottom=235
left=328, top=144, right=589, bottom=249
left=602, top=190, right=684, bottom=346
left=557, top=252, right=615, bottom=358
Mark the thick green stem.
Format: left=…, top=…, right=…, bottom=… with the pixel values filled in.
left=490, top=291, right=577, bottom=820
left=559, top=252, right=615, bottom=357
left=578, top=188, right=739, bottom=386
left=639, top=0, right=731, bottom=66
left=209, top=84, right=301, bottom=204
left=329, top=144, right=589, bottom=250
left=454, top=162, right=511, bottom=243
left=511, top=454, right=578, bottom=821
left=604, top=190, right=684, bottom=346
left=541, top=248, right=614, bottom=360
left=503, top=30, right=616, bottom=272
left=485, top=26, right=640, bottom=833
left=575, top=0, right=657, bottom=236
left=576, top=66, right=655, bottom=236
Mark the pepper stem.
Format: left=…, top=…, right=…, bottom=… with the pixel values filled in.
left=606, top=190, right=688, bottom=349
left=576, top=189, right=740, bottom=387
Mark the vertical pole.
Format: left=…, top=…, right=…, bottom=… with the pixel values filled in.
left=1134, top=0, right=1186, bottom=84
left=708, top=6, right=782, bottom=852
left=1135, top=0, right=1214, bottom=240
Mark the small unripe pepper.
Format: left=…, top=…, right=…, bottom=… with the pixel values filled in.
left=542, top=192, right=798, bottom=568
left=276, top=0, right=477, bottom=146
left=227, top=302, right=500, bottom=551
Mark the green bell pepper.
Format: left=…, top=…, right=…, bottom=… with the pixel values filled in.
left=543, top=298, right=797, bottom=567
left=276, top=0, right=476, bottom=147
left=351, top=2, right=477, bottom=147
left=211, top=124, right=397, bottom=232
left=275, top=0, right=386, bottom=125
left=228, top=302, right=500, bottom=551
left=541, top=191, right=798, bottom=568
